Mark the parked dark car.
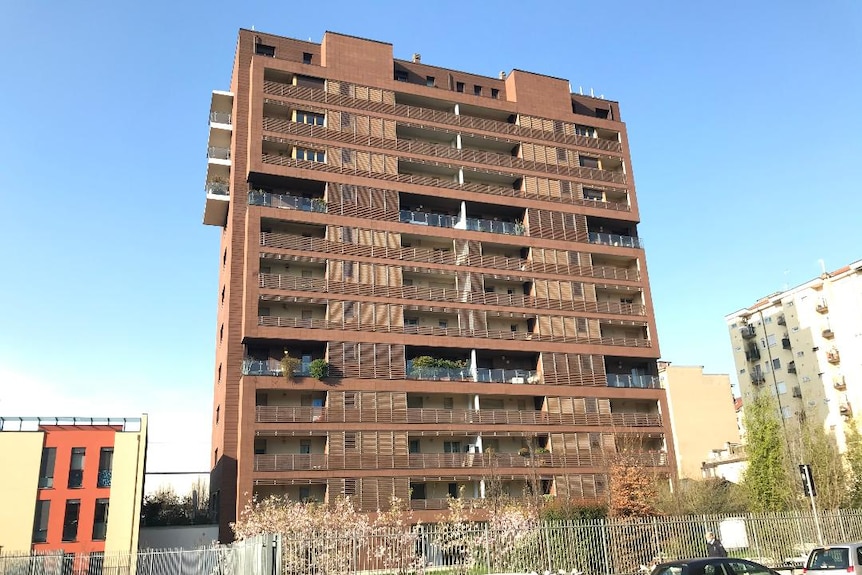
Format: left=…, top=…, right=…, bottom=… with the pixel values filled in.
left=651, top=557, right=781, bottom=575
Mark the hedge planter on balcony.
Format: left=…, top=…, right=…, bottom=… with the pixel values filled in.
left=309, top=359, right=329, bottom=380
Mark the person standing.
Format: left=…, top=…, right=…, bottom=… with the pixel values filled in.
left=706, top=531, right=728, bottom=557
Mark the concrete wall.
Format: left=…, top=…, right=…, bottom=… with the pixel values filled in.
left=661, top=365, right=740, bottom=479
left=138, top=525, right=219, bottom=550
left=0, top=432, right=43, bottom=551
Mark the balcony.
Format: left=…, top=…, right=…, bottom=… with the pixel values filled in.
left=606, top=373, right=660, bottom=389
left=740, top=325, right=757, bottom=339
left=253, top=450, right=668, bottom=472
left=588, top=232, right=643, bottom=249
left=782, top=337, right=792, bottom=349
left=242, top=358, right=312, bottom=377
left=745, top=346, right=761, bottom=361
left=203, top=180, right=230, bottom=226
left=777, top=315, right=786, bottom=326
left=834, top=376, right=846, bottom=391
left=827, top=350, right=840, bottom=364
left=475, top=368, right=540, bottom=384
left=750, top=373, right=766, bottom=385
left=792, top=386, right=802, bottom=398
left=787, top=361, right=797, bottom=374
left=207, top=146, right=231, bottom=161
left=406, top=365, right=472, bottom=382
left=210, top=111, right=232, bottom=126
left=399, top=209, right=457, bottom=229
left=816, top=299, right=829, bottom=313
left=250, top=190, right=326, bottom=213
left=822, top=327, right=834, bottom=339
left=841, top=403, right=853, bottom=417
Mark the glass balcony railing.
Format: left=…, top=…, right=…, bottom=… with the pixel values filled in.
left=207, top=146, right=231, bottom=160
left=400, top=210, right=524, bottom=236
left=474, top=368, right=539, bottom=384
left=242, top=358, right=312, bottom=377
left=406, top=365, right=472, bottom=381
left=206, top=181, right=229, bottom=196
left=209, top=111, right=232, bottom=124
left=464, top=218, right=524, bottom=236
left=588, top=232, right=643, bottom=249
left=606, top=374, right=660, bottom=389
left=399, top=210, right=456, bottom=228
left=249, top=190, right=326, bottom=212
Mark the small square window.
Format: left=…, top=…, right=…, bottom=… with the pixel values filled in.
left=302, top=52, right=312, bottom=65
left=491, top=88, right=499, bottom=99
left=473, top=85, right=482, bottom=96
left=426, top=76, right=435, bottom=87
left=256, top=44, right=275, bottom=57
left=456, top=82, right=464, bottom=93
left=395, top=70, right=408, bottom=82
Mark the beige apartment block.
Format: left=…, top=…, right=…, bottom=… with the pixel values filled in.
left=659, top=363, right=740, bottom=479
left=725, top=260, right=862, bottom=453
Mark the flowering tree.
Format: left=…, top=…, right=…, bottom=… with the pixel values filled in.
left=232, top=495, right=370, bottom=575
left=431, top=490, right=481, bottom=575
left=484, top=501, right=540, bottom=572
left=370, top=497, right=426, bottom=574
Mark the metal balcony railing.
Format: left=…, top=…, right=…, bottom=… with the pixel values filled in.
left=606, top=373, right=660, bottom=389
left=207, top=146, right=231, bottom=160
left=588, top=232, right=643, bottom=249
left=249, top=190, right=326, bottom=212
left=253, top=450, right=668, bottom=472
left=259, top=232, right=641, bottom=282
left=254, top=406, right=662, bottom=427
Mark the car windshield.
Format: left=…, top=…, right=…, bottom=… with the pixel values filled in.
left=808, top=548, right=850, bottom=570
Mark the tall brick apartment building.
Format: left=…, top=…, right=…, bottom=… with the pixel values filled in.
left=204, top=29, right=674, bottom=539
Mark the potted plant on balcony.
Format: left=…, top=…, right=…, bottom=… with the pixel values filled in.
left=309, top=359, right=329, bottom=380
left=513, top=219, right=526, bottom=235
left=518, top=447, right=531, bottom=457
left=280, top=352, right=301, bottom=383
left=310, top=198, right=327, bottom=213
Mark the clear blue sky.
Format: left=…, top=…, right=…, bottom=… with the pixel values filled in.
left=1, top=1, right=861, bottom=477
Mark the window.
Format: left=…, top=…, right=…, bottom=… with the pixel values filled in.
left=302, top=52, right=312, bottom=64
left=595, top=108, right=610, bottom=119
left=92, top=499, right=109, bottom=540
left=456, top=82, right=464, bottom=93
left=344, top=301, right=355, bottom=319
left=395, top=70, right=408, bottom=82
left=62, top=499, right=80, bottom=542
left=576, top=317, right=588, bottom=333
left=444, top=441, right=462, bottom=453
left=342, top=148, right=353, bottom=165
left=254, top=439, right=266, bottom=455
left=255, top=44, right=275, bottom=57
left=301, top=269, right=313, bottom=278
left=299, top=487, right=310, bottom=501
left=97, top=448, right=113, bottom=488
left=443, top=397, right=454, bottom=410
left=448, top=483, right=459, bottom=498
left=491, top=88, right=499, bottom=99
left=583, top=187, right=604, bottom=201
left=767, top=334, right=777, bottom=347
left=403, top=279, right=414, bottom=287
left=299, top=439, right=311, bottom=454
left=295, top=147, right=325, bottom=162
left=295, top=110, right=325, bottom=126
left=556, top=147, right=568, bottom=162
left=797, top=351, right=804, bottom=357
left=781, top=407, right=792, bottom=419
left=68, top=448, right=85, bottom=488
left=473, top=85, right=482, bottom=96
left=341, top=111, right=351, bottom=128
left=772, top=358, right=782, bottom=370
left=426, top=76, right=435, bottom=87
left=405, top=317, right=418, bottom=326
left=301, top=310, right=313, bottom=320
left=343, top=260, right=354, bottom=279
left=776, top=381, right=787, bottom=394
left=575, top=124, right=597, bottom=138
left=215, top=406, right=220, bottom=425
left=39, top=447, right=56, bottom=488
left=410, top=483, right=426, bottom=499
left=764, top=316, right=772, bottom=324
left=439, top=320, right=448, bottom=329
left=344, top=432, right=356, bottom=450
left=408, top=439, right=421, bottom=453
left=579, top=156, right=600, bottom=169
left=32, top=500, right=50, bottom=543
left=510, top=324, right=518, bottom=332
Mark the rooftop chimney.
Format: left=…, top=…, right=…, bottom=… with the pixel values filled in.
left=499, top=71, right=506, bottom=79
